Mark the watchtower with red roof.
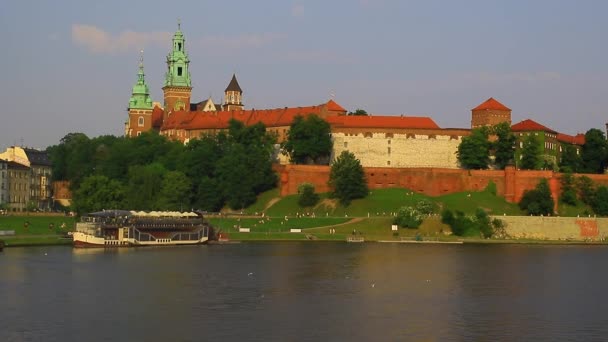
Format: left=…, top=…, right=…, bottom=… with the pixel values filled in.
left=471, top=97, right=511, bottom=129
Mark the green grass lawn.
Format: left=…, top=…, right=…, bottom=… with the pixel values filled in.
left=0, top=215, right=76, bottom=235
left=241, top=188, right=280, bottom=215
left=261, top=188, right=523, bottom=217
left=207, top=216, right=349, bottom=233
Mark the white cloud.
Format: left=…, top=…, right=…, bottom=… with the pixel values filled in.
left=71, top=24, right=171, bottom=54
left=292, top=3, right=305, bottom=17
left=72, top=24, right=286, bottom=54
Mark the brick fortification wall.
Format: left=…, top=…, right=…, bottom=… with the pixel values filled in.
left=496, top=216, right=608, bottom=241
left=279, top=165, right=608, bottom=209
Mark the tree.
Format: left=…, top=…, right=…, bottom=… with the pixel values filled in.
left=492, top=122, right=516, bottom=169
left=124, top=163, right=166, bottom=210
left=520, top=134, right=542, bottom=170
left=591, top=186, right=608, bottom=216
left=328, top=151, right=368, bottom=206
left=457, top=128, right=491, bottom=169
left=560, top=144, right=582, bottom=173
left=577, top=175, right=596, bottom=206
left=348, top=109, right=368, bottom=116
left=297, top=183, right=320, bottom=207
left=393, top=206, right=423, bottom=229
left=72, top=175, right=125, bottom=214
left=518, top=178, right=554, bottom=215
left=283, top=114, right=332, bottom=164
left=581, top=128, right=608, bottom=174
left=157, top=171, right=192, bottom=211
left=559, top=172, right=577, bottom=206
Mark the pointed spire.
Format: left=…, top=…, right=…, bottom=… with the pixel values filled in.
left=225, top=73, right=243, bottom=93
left=129, top=50, right=153, bottom=110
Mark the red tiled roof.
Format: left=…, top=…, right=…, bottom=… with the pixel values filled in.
left=511, top=119, right=557, bottom=134
left=161, top=100, right=346, bottom=131
left=326, top=99, right=347, bottom=112
left=557, top=133, right=585, bottom=145
left=472, top=97, right=511, bottom=111
left=327, top=115, right=440, bottom=129
left=151, top=106, right=164, bottom=129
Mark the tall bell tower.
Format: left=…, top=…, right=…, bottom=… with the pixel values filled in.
left=224, top=73, right=244, bottom=111
left=162, top=20, right=192, bottom=119
left=126, top=51, right=154, bottom=137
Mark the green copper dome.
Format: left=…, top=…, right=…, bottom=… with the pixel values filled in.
left=164, top=21, right=191, bottom=88
left=129, top=52, right=153, bottom=110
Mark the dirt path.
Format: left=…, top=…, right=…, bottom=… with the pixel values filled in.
left=263, top=197, right=282, bottom=211
left=313, top=217, right=364, bottom=229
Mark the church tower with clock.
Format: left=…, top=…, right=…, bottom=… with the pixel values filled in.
left=162, top=21, right=192, bottom=120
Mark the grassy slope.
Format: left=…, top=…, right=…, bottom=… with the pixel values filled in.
left=0, top=215, right=77, bottom=247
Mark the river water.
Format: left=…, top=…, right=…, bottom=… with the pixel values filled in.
left=1, top=242, right=606, bottom=341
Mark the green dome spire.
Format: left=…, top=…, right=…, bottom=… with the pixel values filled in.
left=129, top=50, right=153, bottom=110
left=164, top=20, right=191, bottom=88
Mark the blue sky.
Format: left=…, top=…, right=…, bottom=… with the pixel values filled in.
left=1, top=0, right=607, bottom=149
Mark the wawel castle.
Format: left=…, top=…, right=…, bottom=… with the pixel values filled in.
left=125, top=24, right=585, bottom=170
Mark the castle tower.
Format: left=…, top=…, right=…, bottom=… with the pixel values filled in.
left=162, top=21, right=192, bottom=120
left=471, top=97, right=511, bottom=129
left=223, top=73, right=243, bottom=111
left=126, top=51, right=154, bottom=137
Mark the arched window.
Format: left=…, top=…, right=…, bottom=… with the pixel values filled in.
left=138, top=116, right=145, bottom=127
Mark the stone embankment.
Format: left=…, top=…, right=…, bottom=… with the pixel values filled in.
left=494, top=216, right=608, bottom=241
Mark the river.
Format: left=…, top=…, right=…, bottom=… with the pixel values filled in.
left=1, top=242, right=606, bottom=341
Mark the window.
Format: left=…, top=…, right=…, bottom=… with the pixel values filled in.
left=137, top=131, right=142, bottom=136
left=388, top=147, right=391, bottom=155
left=344, top=142, right=348, bottom=148
left=138, top=116, right=144, bottom=127
left=177, top=67, right=183, bottom=76
left=387, top=161, right=391, bottom=166
left=178, top=42, right=182, bottom=51
left=388, top=140, right=391, bottom=145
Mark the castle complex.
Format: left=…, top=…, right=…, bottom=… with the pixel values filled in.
left=125, top=24, right=586, bottom=171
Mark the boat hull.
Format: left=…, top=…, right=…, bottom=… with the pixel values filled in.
left=73, top=232, right=209, bottom=248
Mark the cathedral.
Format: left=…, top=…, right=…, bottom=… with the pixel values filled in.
left=124, top=23, right=346, bottom=141
left=124, top=23, right=585, bottom=170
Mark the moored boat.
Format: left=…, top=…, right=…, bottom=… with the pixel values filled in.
left=73, top=210, right=212, bottom=248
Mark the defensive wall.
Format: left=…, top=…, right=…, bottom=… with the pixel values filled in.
left=278, top=165, right=608, bottom=210
left=495, top=216, right=608, bottom=241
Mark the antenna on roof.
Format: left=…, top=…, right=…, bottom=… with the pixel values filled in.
left=330, top=90, right=335, bottom=100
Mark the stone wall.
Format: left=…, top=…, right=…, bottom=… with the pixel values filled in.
left=331, top=132, right=462, bottom=168
left=496, top=216, right=608, bottom=241
left=278, top=165, right=608, bottom=210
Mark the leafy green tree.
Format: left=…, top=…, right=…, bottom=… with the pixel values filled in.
left=591, top=186, right=608, bottom=216
left=559, top=172, right=577, bottom=206
left=216, top=121, right=277, bottom=210
left=559, top=144, right=582, bottom=173
left=457, top=128, right=491, bottom=169
left=72, top=175, right=125, bottom=214
left=348, top=109, right=368, bottom=116
left=328, top=151, right=368, bottom=206
left=518, top=178, right=554, bottom=215
left=577, top=175, right=596, bottom=206
left=415, top=199, right=435, bottom=215
left=492, top=122, right=516, bottom=169
left=124, top=163, right=166, bottom=210
left=520, top=134, right=543, bottom=170
left=581, top=128, right=608, bottom=174
left=393, top=206, right=423, bottom=229
left=195, top=177, right=224, bottom=212
left=441, top=208, right=496, bottom=238
left=283, top=114, right=332, bottom=164
left=157, top=171, right=192, bottom=211
left=297, top=183, right=320, bottom=207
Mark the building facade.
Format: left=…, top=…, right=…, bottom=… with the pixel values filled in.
left=0, top=159, right=7, bottom=209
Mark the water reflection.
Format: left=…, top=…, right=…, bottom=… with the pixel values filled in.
left=1, top=243, right=608, bottom=341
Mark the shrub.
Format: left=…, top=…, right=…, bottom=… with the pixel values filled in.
left=415, top=199, right=436, bottom=215
left=297, top=183, right=320, bottom=207
left=393, top=206, right=423, bottom=229
left=518, top=179, right=554, bottom=216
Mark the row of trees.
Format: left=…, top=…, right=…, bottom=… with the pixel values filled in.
left=49, top=120, right=277, bottom=214
left=457, top=124, right=608, bottom=173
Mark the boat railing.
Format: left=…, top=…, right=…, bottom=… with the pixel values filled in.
left=128, top=226, right=209, bottom=243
